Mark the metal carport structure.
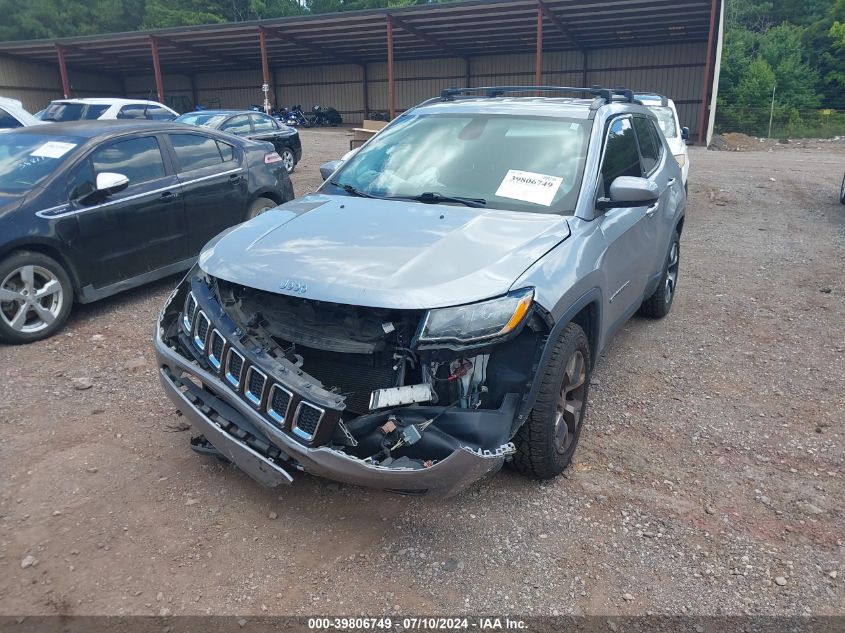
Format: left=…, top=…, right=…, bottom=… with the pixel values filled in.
left=0, top=0, right=723, bottom=142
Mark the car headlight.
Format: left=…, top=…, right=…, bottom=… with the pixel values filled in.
left=418, top=288, right=534, bottom=345
left=674, top=153, right=686, bottom=167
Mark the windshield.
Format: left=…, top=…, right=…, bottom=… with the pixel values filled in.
left=40, top=102, right=109, bottom=122
left=647, top=106, right=678, bottom=138
left=0, top=133, right=83, bottom=192
left=327, top=113, right=591, bottom=215
left=175, top=113, right=228, bottom=127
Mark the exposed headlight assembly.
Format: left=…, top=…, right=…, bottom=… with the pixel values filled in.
left=418, top=288, right=534, bottom=345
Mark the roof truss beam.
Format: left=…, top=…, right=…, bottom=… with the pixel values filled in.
left=260, top=25, right=362, bottom=66
left=389, top=14, right=468, bottom=60
left=537, top=0, right=587, bottom=52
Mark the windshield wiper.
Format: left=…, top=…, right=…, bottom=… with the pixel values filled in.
left=396, top=192, right=487, bottom=208
left=330, top=180, right=380, bottom=199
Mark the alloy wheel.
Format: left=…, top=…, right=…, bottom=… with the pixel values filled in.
left=282, top=150, right=295, bottom=173
left=665, top=242, right=680, bottom=304
left=0, top=265, right=64, bottom=334
left=554, top=350, right=587, bottom=454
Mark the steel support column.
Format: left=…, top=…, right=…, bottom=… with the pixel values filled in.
left=535, top=5, right=543, bottom=87
left=386, top=15, right=396, bottom=120
left=361, top=63, right=369, bottom=120
left=55, top=44, right=70, bottom=98
left=149, top=36, right=165, bottom=104
left=698, top=0, right=720, bottom=145
left=259, top=27, right=272, bottom=113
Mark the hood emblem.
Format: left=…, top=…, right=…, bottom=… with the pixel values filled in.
left=281, top=279, right=307, bottom=294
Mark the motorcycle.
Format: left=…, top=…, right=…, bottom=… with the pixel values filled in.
left=285, top=104, right=311, bottom=128
left=310, top=104, right=343, bottom=127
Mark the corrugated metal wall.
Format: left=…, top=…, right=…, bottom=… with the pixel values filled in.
left=1, top=41, right=705, bottom=131
left=0, top=54, right=121, bottom=112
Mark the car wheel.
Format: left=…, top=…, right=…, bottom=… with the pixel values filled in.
left=840, top=174, right=845, bottom=205
left=0, top=251, right=73, bottom=345
left=511, top=322, right=591, bottom=479
left=280, top=148, right=296, bottom=174
left=246, top=197, right=277, bottom=221
left=639, top=230, right=680, bottom=319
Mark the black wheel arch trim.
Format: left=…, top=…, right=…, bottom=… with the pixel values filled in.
left=516, top=287, right=603, bottom=423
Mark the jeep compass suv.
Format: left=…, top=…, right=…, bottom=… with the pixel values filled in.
left=155, top=87, right=686, bottom=496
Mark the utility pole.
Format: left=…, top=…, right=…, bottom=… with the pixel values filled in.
left=768, top=82, right=777, bottom=138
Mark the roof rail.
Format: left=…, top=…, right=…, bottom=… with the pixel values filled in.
left=632, top=91, right=669, bottom=107
left=439, top=85, right=637, bottom=106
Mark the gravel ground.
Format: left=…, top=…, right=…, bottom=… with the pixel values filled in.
left=0, top=128, right=843, bottom=617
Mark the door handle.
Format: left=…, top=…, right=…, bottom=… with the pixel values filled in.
left=160, top=191, right=178, bottom=202
left=667, top=178, right=676, bottom=185
left=645, top=203, right=659, bottom=218
left=228, top=174, right=241, bottom=184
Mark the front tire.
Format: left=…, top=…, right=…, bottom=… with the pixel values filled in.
left=639, top=230, right=680, bottom=319
left=0, top=251, right=73, bottom=345
left=245, top=196, right=277, bottom=221
left=840, top=174, right=845, bottom=205
left=512, top=322, right=591, bottom=479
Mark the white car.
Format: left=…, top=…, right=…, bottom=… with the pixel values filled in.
left=0, top=97, right=46, bottom=129
left=637, top=94, right=689, bottom=189
left=38, top=98, right=178, bottom=123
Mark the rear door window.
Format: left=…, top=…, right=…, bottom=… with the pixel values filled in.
left=251, top=114, right=277, bottom=132
left=170, top=133, right=225, bottom=172
left=90, top=136, right=166, bottom=185
left=221, top=115, right=251, bottom=136
left=633, top=116, right=660, bottom=175
left=599, top=117, right=643, bottom=196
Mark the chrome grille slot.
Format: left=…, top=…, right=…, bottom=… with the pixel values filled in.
left=225, top=348, right=245, bottom=389
left=293, top=402, right=324, bottom=441
left=193, top=311, right=210, bottom=351
left=182, top=292, right=197, bottom=332
left=267, top=384, right=293, bottom=426
left=208, top=329, right=225, bottom=370
left=244, top=366, right=267, bottom=407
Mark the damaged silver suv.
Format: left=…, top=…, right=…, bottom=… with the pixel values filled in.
left=154, top=86, right=686, bottom=496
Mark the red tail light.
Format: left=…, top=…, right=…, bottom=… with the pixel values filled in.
left=265, top=152, right=283, bottom=164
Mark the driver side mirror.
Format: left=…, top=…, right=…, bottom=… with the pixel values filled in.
left=76, top=172, right=129, bottom=204
left=597, top=176, right=659, bottom=210
left=681, top=126, right=690, bottom=142
left=96, top=172, right=129, bottom=195
left=319, top=160, right=342, bottom=181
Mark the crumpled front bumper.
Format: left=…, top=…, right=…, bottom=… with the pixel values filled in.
left=154, top=320, right=512, bottom=497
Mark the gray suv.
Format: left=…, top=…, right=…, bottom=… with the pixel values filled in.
left=154, top=87, right=685, bottom=496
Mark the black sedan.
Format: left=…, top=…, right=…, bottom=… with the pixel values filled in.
left=175, top=110, right=302, bottom=174
left=0, top=120, right=294, bottom=344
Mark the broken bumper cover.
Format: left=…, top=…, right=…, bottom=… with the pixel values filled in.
left=154, top=329, right=512, bottom=496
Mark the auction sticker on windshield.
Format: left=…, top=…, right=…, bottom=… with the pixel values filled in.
left=31, top=141, right=77, bottom=159
left=495, top=170, right=563, bottom=207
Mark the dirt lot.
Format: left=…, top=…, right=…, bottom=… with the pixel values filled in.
left=1, top=128, right=843, bottom=617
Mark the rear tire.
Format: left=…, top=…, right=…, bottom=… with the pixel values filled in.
left=0, top=251, right=73, bottom=345
left=639, top=230, right=680, bottom=319
left=280, top=148, right=296, bottom=174
left=511, top=322, right=591, bottom=479
left=246, top=197, right=276, bottom=221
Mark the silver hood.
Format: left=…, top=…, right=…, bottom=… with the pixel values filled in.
left=199, top=194, right=570, bottom=310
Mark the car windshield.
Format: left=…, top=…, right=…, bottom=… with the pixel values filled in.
left=647, top=106, right=678, bottom=138
left=328, top=113, right=591, bottom=215
left=40, top=103, right=109, bottom=122
left=0, top=133, right=83, bottom=192
left=175, top=113, right=229, bottom=127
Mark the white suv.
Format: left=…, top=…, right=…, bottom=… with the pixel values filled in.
left=637, top=94, right=689, bottom=189
left=38, top=98, right=177, bottom=123
left=0, top=97, right=45, bottom=129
